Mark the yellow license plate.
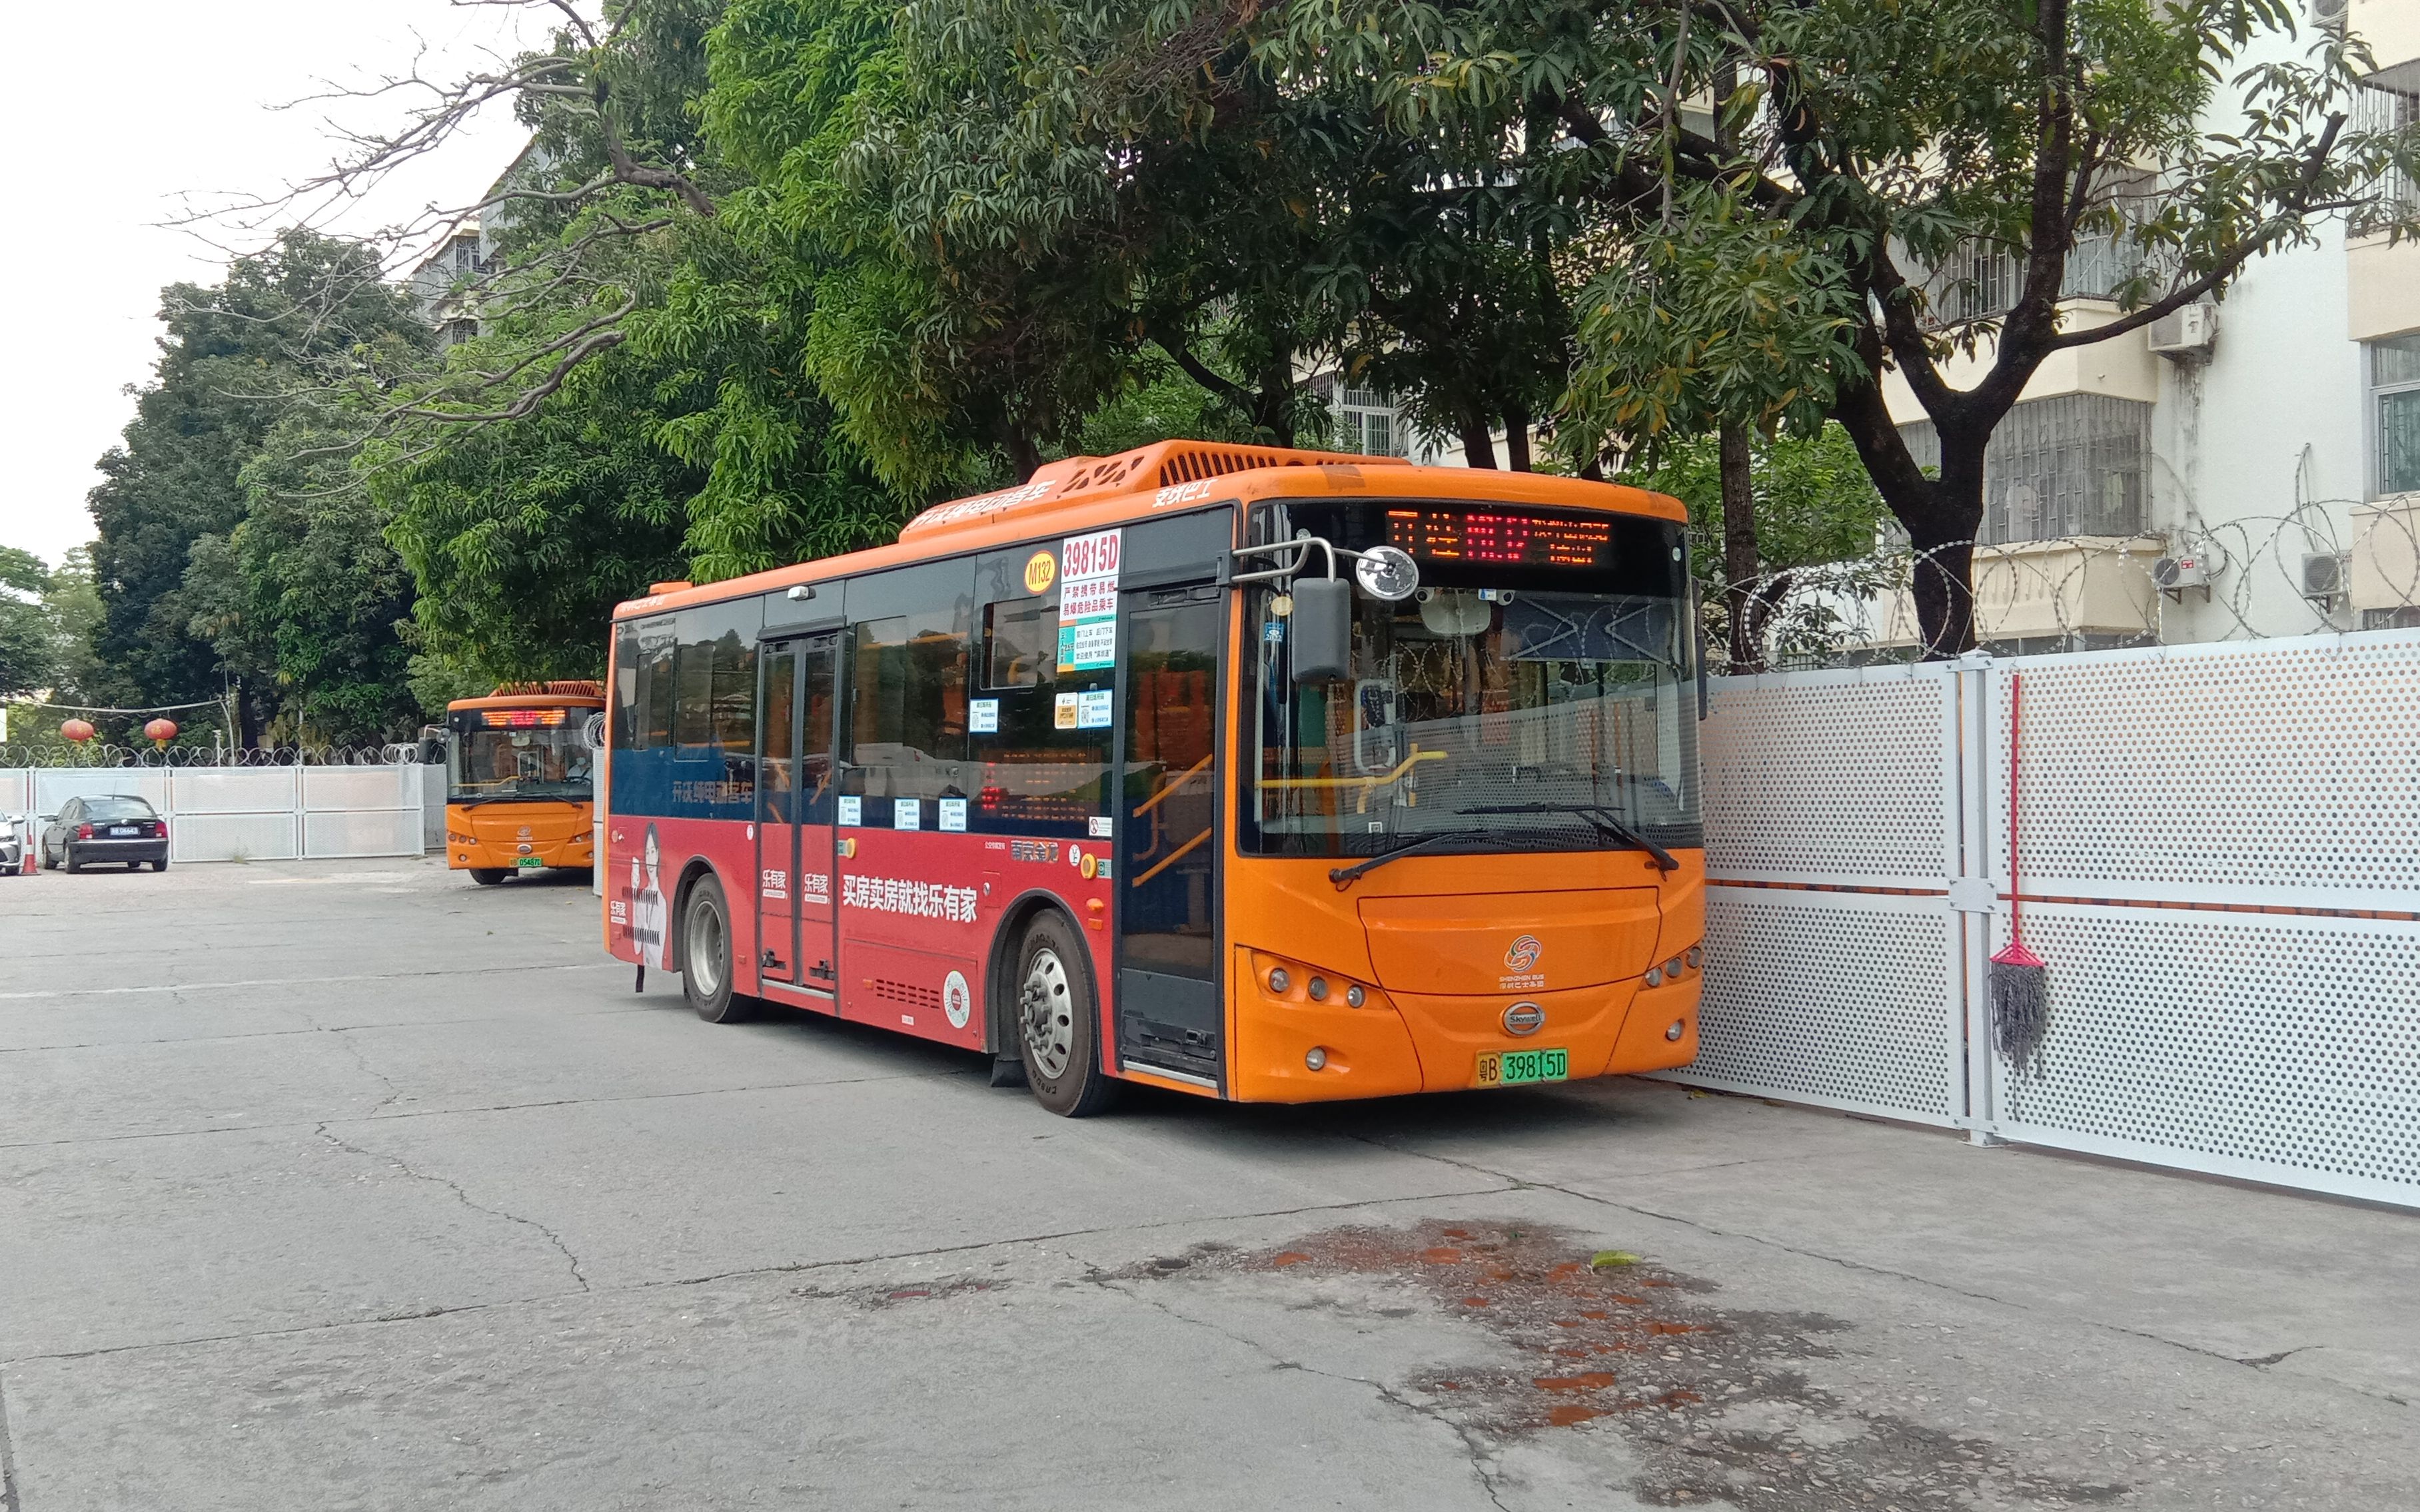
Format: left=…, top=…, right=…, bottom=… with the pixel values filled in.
left=1475, top=1048, right=1568, bottom=1088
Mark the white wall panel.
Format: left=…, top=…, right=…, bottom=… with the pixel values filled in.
left=304, top=807, right=422, bottom=859
left=173, top=811, right=301, bottom=863
left=1988, top=903, right=2420, bottom=1205
left=169, top=768, right=298, bottom=816
left=1663, top=887, right=1966, bottom=1127
left=1702, top=665, right=1959, bottom=888
left=35, top=769, right=169, bottom=818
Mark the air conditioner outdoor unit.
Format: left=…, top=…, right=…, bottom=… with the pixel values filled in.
left=2148, top=303, right=2217, bottom=359
left=2301, top=552, right=2348, bottom=607
left=2152, top=553, right=2210, bottom=598
left=2309, top=0, right=2348, bottom=39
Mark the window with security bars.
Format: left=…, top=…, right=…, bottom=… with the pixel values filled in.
left=1337, top=388, right=1405, bottom=457
left=2353, top=85, right=2419, bottom=228
left=1898, top=394, right=2151, bottom=544
left=2373, top=333, right=2420, bottom=497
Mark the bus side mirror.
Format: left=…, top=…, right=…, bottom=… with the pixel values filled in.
left=1291, top=577, right=1352, bottom=685
left=419, top=737, right=444, bottom=764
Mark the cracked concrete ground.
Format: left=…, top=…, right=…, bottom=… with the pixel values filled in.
left=1, top=856, right=2412, bottom=1511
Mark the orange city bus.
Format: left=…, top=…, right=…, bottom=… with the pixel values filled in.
left=601, top=441, right=1705, bottom=1114
left=444, top=682, right=605, bottom=884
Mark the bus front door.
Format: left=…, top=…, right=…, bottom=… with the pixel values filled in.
left=1114, top=583, right=1225, bottom=1088
left=757, top=633, right=841, bottom=996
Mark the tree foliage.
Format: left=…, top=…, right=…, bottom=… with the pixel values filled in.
left=85, top=231, right=432, bottom=740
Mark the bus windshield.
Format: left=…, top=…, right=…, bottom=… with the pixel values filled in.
left=1247, top=501, right=1701, bottom=859
left=448, top=713, right=596, bottom=803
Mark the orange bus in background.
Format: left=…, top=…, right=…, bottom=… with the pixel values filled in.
left=602, top=441, right=1705, bottom=1114
left=444, top=683, right=605, bottom=884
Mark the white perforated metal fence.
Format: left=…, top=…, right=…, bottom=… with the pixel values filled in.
left=0, top=765, right=432, bottom=863
left=1677, top=629, right=2420, bottom=1209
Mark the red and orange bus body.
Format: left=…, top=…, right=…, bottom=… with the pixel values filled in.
left=443, top=685, right=604, bottom=883
left=602, top=442, right=1704, bottom=1106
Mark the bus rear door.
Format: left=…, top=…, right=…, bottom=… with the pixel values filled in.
left=757, top=633, right=842, bottom=997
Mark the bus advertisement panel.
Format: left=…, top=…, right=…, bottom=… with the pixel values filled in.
left=444, top=684, right=604, bottom=885
left=602, top=441, right=1705, bottom=1116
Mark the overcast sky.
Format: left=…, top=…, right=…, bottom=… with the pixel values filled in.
left=0, top=1, right=551, bottom=570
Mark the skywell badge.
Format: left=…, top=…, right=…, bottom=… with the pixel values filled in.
left=1503, top=1002, right=1546, bottom=1036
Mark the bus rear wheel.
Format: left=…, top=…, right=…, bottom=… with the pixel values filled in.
left=682, top=875, right=752, bottom=1024
left=1013, top=912, right=1117, bottom=1118
left=468, top=868, right=507, bottom=886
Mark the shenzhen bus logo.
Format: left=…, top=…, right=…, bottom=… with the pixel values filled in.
left=1505, top=935, right=1543, bottom=972
left=841, top=874, right=979, bottom=923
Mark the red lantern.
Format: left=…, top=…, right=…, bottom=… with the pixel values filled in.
left=145, top=718, right=179, bottom=749
left=60, top=719, right=95, bottom=743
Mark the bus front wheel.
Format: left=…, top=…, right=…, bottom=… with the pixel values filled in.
left=682, top=875, right=752, bottom=1024
left=1013, top=912, right=1118, bottom=1118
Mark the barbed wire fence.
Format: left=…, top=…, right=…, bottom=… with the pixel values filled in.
left=1702, top=502, right=2420, bottom=676
left=0, top=743, right=428, bottom=770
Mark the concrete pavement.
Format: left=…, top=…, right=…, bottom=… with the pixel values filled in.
left=1, top=855, right=2411, bottom=1509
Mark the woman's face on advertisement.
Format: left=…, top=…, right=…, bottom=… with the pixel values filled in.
left=644, top=831, right=660, bottom=875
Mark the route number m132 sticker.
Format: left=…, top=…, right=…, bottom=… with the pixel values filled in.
left=1057, top=528, right=1121, bottom=672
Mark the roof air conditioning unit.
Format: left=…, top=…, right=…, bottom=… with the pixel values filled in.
left=2152, top=552, right=2210, bottom=599
left=2148, top=303, right=2217, bottom=360
left=2309, top=0, right=2348, bottom=39
left=2301, top=552, right=2347, bottom=607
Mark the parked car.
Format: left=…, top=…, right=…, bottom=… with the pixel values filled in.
left=0, top=814, right=24, bottom=875
left=41, top=796, right=170, bottom=873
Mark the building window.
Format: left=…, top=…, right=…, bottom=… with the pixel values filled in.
left=2355, top=86, right=2419, bottom=224
left=1899, top=394, right=2151, bottom=544
left=452, top=234, right=482, bottom=274
left=444, top=318, right=479, bottom=346
left=2373, top=334, right=2420, bottom=497
left=1337, top=388, right=1405, bottom=457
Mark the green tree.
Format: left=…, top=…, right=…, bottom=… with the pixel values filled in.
left=377, top=344, right=700, bottom=697
left=0, top=548, right=55, bottom=701
left=87, top=231, right=432, bottom=736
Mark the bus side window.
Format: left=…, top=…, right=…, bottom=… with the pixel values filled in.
left=984, top=600, right=1056, bottom=689
left=639, top=624, right=676, bottom=749
left=848, top=609, right=971, bottom=815
left=610, top=623, right=643, bottom=751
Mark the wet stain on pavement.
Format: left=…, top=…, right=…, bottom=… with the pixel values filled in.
left=1124, top=1220, right=2125, bottom=1510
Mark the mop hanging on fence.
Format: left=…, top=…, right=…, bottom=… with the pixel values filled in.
left=1990, top=673, right=2050, bottom=1072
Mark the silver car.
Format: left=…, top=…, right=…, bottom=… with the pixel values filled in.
left=0, top=813, right=23, bottom=875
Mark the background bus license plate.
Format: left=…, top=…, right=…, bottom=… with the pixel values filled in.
left=1475, top=1048, right=1568, bottom=1088
left=515, top=857, right=544, bottom=867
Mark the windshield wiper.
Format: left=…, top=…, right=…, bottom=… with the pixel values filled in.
left=1457, top=803, right=1679, bottom=873
left=1327, top=827, right=1568, bottom=891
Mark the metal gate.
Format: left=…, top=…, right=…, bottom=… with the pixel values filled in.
left=1677, top=630, right=2420, bottom=1209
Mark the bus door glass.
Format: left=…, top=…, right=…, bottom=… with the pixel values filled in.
left=758, top=633, right=841, bottom=990
left=1115, top=583, right=1225, bottom=1083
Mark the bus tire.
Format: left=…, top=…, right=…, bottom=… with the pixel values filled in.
left=681, top=874, right=752, bottom=1024
left=1012, top=911, right=1118, bottom=1118
left=468, top=868, right=506, bottom=886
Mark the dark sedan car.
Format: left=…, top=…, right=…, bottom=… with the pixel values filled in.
left=43, top=795, right=170, bottom=873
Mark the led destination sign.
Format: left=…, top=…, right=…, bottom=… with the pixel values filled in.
left=1384, top=508, right=1614, bottom=568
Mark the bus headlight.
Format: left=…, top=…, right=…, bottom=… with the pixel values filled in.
left=1307, top=976, right=1329, bottom=1002
left=1644, top=966, right=1664, bottom=987
left=1267, top=967, right=1291, bottom=994
left=1345, top=984, right=1365, bottom=1008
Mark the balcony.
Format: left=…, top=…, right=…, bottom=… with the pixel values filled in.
left=1869, top=536, right=2167, bottom=649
